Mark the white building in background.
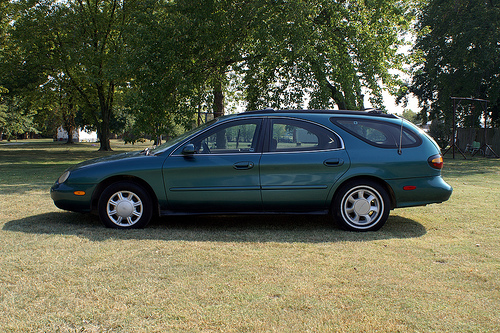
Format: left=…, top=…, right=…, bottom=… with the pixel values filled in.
left=57, top=126, right=98, bottom=142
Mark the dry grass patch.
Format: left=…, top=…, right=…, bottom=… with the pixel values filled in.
left=1, top=140, right=499, bottom=332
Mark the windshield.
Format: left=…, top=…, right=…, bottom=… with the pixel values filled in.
left=150, top=119, right=218, bottom=155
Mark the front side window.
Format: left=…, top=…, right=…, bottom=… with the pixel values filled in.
left=151, top=118, right=218, bottom=155
left=187, top=119, right=262, bottom=154
left=331, top=118, right=421, bottom=148
left=269, top=119, right=342, bottom=152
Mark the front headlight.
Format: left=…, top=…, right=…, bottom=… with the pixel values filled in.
left=58, top=171, right=71, bottom=184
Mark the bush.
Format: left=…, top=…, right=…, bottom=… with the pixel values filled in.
left=429, top=119, right=450, bottom=149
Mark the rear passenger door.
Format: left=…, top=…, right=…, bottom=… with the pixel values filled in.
left=260, top=118, right=350, bottom=212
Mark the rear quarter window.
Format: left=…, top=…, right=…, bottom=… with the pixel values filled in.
left=331, top=117, right=422, bottom=148
left=270, top=118, right=342, bottom=152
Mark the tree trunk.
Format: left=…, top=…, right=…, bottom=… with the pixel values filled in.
left=213, top=77, right=226, bottom=148
left=61, top=94, right=76, bottom=144
left=97, top=83, right=114, bottom=151
left=66, top=125, right=75, bottom=144
left=98, top=122, right=112, bottom=151
left=326, top=81, right=348, bottom=110
left=213, top=82, right=225, bottom=118
left=98, top=112, right=112, bottom=151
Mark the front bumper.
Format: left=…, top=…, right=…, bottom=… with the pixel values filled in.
left=50, top=182, right=95, bottom=213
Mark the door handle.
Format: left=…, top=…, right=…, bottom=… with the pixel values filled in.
left=323, top=158, right=344, bottom=167
left=233, top=161, right=254, bottom=170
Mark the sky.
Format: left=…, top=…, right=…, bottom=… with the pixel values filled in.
left=379, top=90, right=419, bottom=115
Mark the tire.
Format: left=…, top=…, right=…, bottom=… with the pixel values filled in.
left=333, top=180, right=390, bottom=231
left=98, top=181, right=153, bottom=229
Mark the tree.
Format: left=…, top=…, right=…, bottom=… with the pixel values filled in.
left=158, top=0, right=415, bottom=117
left=0, top=95, right=39, bottom=141
left=3, top=0, right=418, bottom=145
left=37, top=75, right=80, bottom=143
left=241, top=0, right=415, bottom=111
left=0, top=87, right=7, bottom=140
left=0, top=0, right=40, bottom=140
left=123, top=0, right=268, bottom=142
left=402, top=109, right=418, bottom=124
left=171, top=0, right=270, bottom=116
left=7, top=0, right=135, bottom=150
left=122, top=0, right=202, bottom=145
left=411, top=0, right=500, bottom=126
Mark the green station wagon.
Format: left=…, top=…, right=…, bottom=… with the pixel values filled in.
left=51, top=109, right=452, bottom=231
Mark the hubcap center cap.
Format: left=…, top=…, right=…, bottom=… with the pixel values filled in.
left=354, top=199, right=370, bottom=215
left=116, top=201, right=134, bottom=217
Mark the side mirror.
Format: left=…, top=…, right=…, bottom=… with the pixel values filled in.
left=182, top=143, right=196, bottom=155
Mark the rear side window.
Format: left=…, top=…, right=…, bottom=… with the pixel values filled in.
left=331, top=118, right=421, bottom=148
left=269, top=118, right=342, bottom=152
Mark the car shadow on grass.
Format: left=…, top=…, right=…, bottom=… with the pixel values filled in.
left=3, top=212, right=426, bottom=243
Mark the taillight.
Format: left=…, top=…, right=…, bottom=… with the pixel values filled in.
left=428, top=154, right=444, bottom=169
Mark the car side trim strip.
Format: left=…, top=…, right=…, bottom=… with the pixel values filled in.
left=261, top=185, right=328, bottom=190
left=170, top=186, right=261, bottom=191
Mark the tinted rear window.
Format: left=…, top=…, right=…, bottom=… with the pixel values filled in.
left=331, top=118, right=421, bottom=148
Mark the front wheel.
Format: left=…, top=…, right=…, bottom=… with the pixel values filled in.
left=98, top=181, right=153, bottom=229
left=333, top=180, right=390, bottom=231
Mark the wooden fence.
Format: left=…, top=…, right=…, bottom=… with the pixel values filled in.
left=456, top=128, right=500, bottom=156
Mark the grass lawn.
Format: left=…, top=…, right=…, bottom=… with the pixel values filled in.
left=0, top=139, right=499, bottom=332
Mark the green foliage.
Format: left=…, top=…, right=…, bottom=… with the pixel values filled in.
left=401, top=109, right=418, bottom=124
left=1, top=0, right=417, bottom=146
left=429, top=119, right=449, bottom=149
left=122, top=0, right=203, bottom=143
left=0, top=96, right=39, bottom=140
left=3, top=0, right=135, bottom=150
left=241, top=0, right=415, bottom=111
left=411, top=0, right=500, bottom=126
left=131, top=0, right=414, bottom=116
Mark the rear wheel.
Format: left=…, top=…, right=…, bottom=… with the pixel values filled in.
left=98, top=181, right=152, bottom=229
left=333, top=180, right=390, bottom=231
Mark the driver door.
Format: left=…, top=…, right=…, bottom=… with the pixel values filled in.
left=163, top=118, right=263, bottom=212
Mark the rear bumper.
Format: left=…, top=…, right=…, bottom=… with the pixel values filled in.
left=388, top=176, right=453, bottom=208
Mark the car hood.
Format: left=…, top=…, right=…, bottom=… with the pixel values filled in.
left=69, top=151, right=143, bottom=171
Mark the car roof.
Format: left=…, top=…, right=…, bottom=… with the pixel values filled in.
left=237, top=108, right=398, bottom=119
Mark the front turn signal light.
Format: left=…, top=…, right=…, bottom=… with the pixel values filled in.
left=73, top=191, right=86, bottom=196
left=428, top=154, right=444, bottom=169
